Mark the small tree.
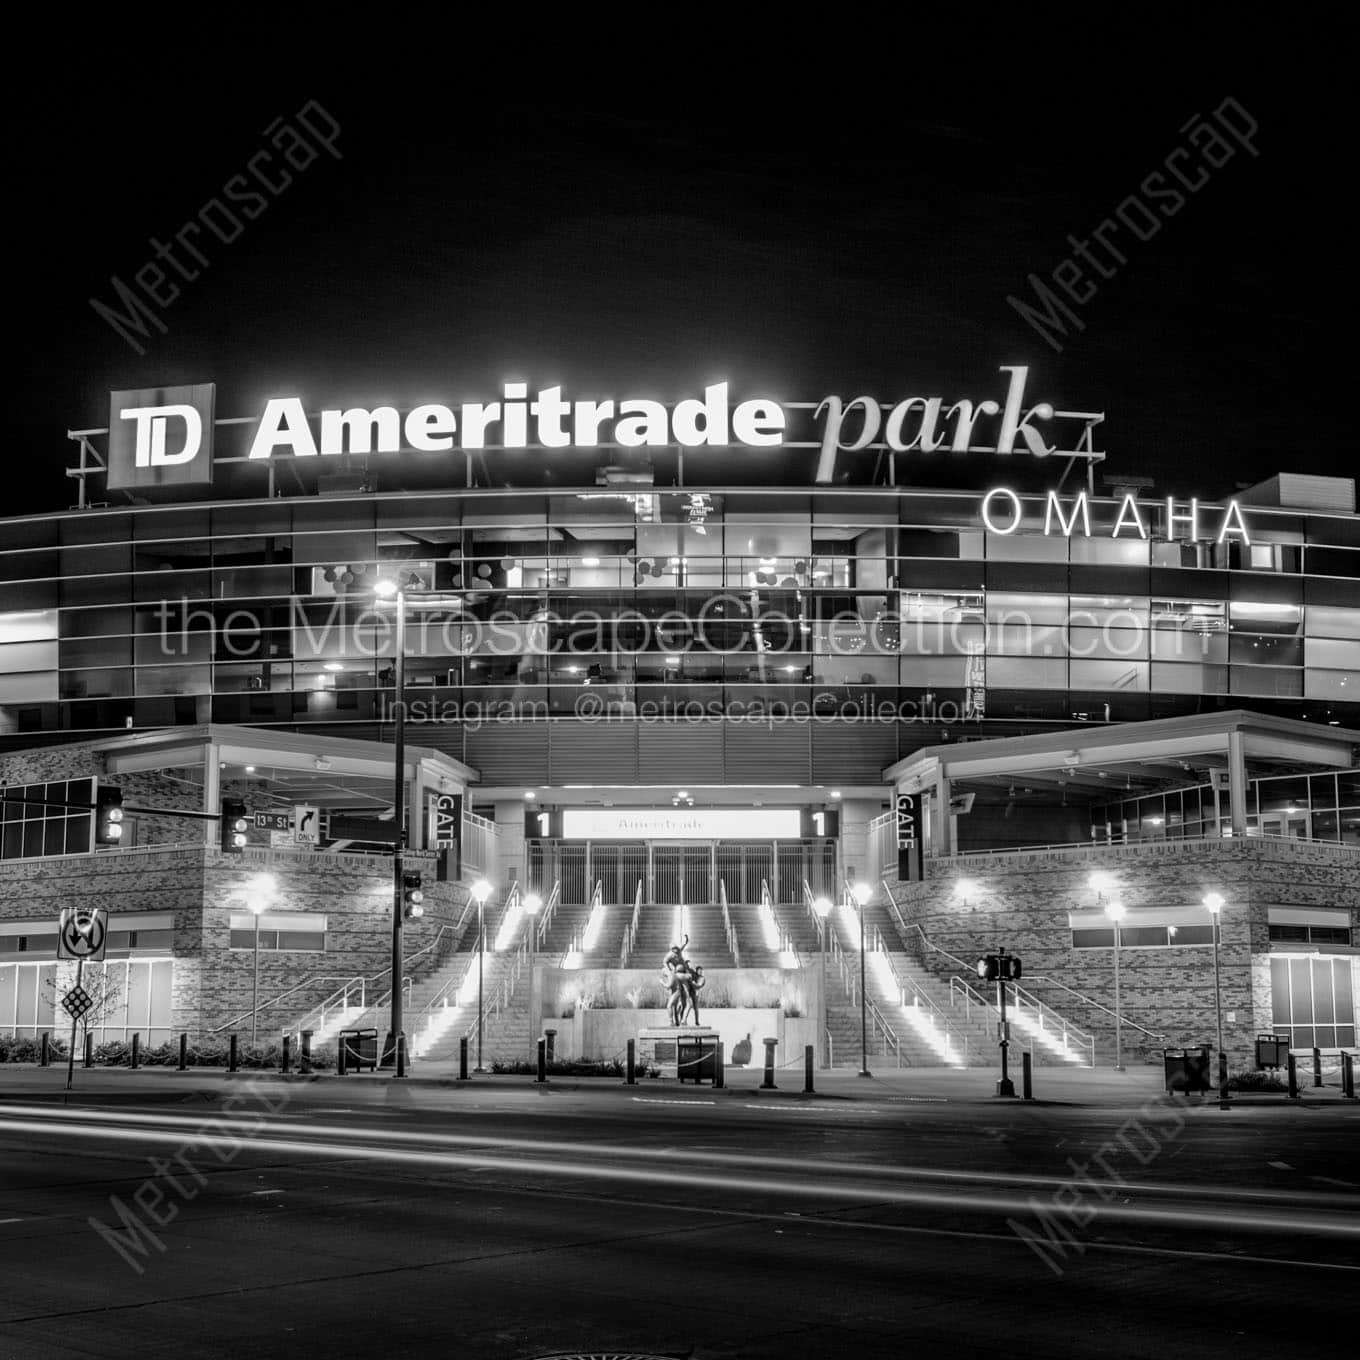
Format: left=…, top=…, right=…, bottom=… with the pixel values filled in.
left=44, top=961, right=126, bottom=1048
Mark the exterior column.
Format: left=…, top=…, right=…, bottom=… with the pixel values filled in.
left=932, top=770, right=953, bottom=857
left=203, top=741, right=221, bottom=847
left=1227, top=731, right=1249, bottom=837
left=494, top=799, right=528, bottom=891
left=839, top=798, right=880, bottom=885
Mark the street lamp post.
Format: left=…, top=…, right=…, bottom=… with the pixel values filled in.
left=472, top=878, right=492, bottom=1072
left=851, top=881, right=872, bottom=1077
left=246, top=873, right=274, bottom=1048
left=813, top=896, right=832, bottom=1069
left=1105, top=900, right=1126, bottom=1072
left=375, top=577, right=411, bottom=1076
left=1204, top=891, right=1225, bottom=1058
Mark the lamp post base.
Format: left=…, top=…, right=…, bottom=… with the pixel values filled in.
left=996, top=1077, right=1016, bottom=1097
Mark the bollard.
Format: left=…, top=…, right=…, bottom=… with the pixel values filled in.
left=1022, top=1050, right=1033, bottom=1101
left=536, top=1037, right=547, bottom=1083
left=178, top=1033, right=188, bottom=1071
left=337, top=1035, right=346, bottom=1077
left=229, top=1033, right=238, bottom=1073
left=301, top=1030, right=313, bottom=1075
left=544, top=1028, right=557, bottom=1063
left=281, top=1035, right=291, bottom=1075
left=804, top=1044, right=814, bottom=1095
left=396, top=1033, right=407, bottom=1078
left=40, top=1032, right=50, bottom=1067
left=83, top=1032, right=93, bottom=1068
left=131, top=1033, right=141, bottom=1069
left=1313, top=1046, right=1323, bottom=1088
left=1342, top=1052, right=1355, bottom=1099
left=714, top=1041, right=724, bottom=1090
left=1218, top=1050, right=1230, bottom=1109
left=625, top=1038, right=636, bottom=1086
left=761, top=1037, right=777, bottom=1090
left=1287, top=1053, right=1299, bottom=1099
left=459, top=1035, right=469, bottom=1081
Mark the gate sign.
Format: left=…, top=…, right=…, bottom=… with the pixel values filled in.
left=896, top=794, right=919, bottom=849
left=57, top=907, right=109, bottom=961
left=430, top=793, right=461, bottom=850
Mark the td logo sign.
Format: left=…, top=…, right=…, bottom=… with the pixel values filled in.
left=107, top=383, right=215, bottom=491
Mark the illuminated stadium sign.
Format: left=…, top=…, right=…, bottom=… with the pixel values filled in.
left=104, top=366, right=1106, bottom=491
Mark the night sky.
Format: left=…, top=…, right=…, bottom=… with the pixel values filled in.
left=5, top=2, right=1353, bottom=515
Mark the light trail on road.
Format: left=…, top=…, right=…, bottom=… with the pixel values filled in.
left=3, top=1109, right=1359, bottom=1245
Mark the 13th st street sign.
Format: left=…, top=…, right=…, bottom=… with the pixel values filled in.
left=57, top=907, right=109, bottom=961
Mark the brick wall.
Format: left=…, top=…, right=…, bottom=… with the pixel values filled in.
left=1, top=843, right=468, bottom=1038
left=886, top=838, right=1360, bottom=1066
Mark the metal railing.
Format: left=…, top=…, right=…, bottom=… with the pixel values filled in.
left=759, top=878, right=800, bottom=964
left=460, top=809, right=497, bottom=875
left=619, top=880, right=645, bottom=966
left=868, top=809, right=898, bottom=881
left=561, top=880, right=604, bottom=965
left=211, top=972, right=362, bottom=1036
left=534, top=880, right=561, bottom=949
left=1021, top=974, right=1167, bottom=1044
left=869, top=925, right=971, bottom=1065
left=718, top=879, right=740, bottom=966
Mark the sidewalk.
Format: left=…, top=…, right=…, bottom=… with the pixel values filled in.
left=2, top=1059, right=1356, bottom=1109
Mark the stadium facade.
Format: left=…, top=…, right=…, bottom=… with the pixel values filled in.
left=1, top=374, right=1356, bottom=1069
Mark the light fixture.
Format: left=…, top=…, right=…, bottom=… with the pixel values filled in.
left=244, top=765, right=256, bottom=774
left=851, top=882, right=871, bottom=906
left=1203, top=891, right=1224, bottom=915
left=1104, top=900, right=1126, bottom=923
left=313, top=757, right=332, bottom=771
left=524, top=791, right=536, bottom=800
left=323, top=662, right=344, bottom=672
left=523, top=893, right=543, bottom=914
left=830, top=790, right=842, bottom=800
left=1089, top=871, right=1116, bottom=897
left=813, top=896, right=833, bottom=919
left=581, top=557, right=601, bottom=567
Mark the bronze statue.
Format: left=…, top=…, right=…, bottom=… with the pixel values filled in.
left=661, top=934, right=703, bottom=1027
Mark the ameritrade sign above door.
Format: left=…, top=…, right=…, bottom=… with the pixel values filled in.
left=561, top=809, right=801, bottom=841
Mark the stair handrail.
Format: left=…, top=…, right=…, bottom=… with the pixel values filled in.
left=413, top=881, right=519, bottom=1025
left=212, top=973, right=365, bottom=1037
left=896, top=919, right=1109, bottom=1058
left=946, top=974, right=1096, bottom=1067
left=869, top=925, right=972, bottom=1065
left=1022, top=974, right=1168, bottom=1044
left=620, top=880, right=644, bottom=967
left=534, top=880, right=562, bottom=948
left=561, top=880, right=603, bottom=967
left=759, top=878, right=800, bottom=965
left=718, top=878, right=740, bottom=966
left=878, top=878, right=912, bottom=945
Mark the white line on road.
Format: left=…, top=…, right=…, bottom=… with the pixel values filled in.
left=1269, top=1161, right=1294, bottom=1170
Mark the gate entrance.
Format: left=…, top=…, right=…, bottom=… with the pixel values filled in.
left=527, top=838, right=837, bottom=904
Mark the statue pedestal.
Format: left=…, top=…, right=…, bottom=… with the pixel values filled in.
left=637, top=1025, right=718, bottom=1080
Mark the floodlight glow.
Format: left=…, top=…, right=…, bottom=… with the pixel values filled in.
left=812, top=896, right=833, bottom=919
left=1203, top=892, right=1225, bottom=914
left=851, top=882, right=871, bottom=906
left=523, top=894, right=543, bottom=914
left=1105, top=901, right=1126, bottom=922
left=373, top=578, right=398, bottom=597
left=471, top=879, right=492, bottom=903
left=1089, top=872, right=1116, bottom=895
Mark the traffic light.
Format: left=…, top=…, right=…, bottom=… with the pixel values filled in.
left=95, top=786, right=124, bottom=845
left=976, top=953, right=1022, bottom=982
left=402, top=873, right=425, bottom=920
left=220, top=798, right=248, bottom=854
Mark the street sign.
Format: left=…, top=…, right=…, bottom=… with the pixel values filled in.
left=57, top=907, right=109, bottom=961
left=293, top=804, right=320, bottom=845
left=62, top=985, right=93, bottom=1021
left=254, top=811, right=291, bottom=831
left=402, top=848, right=439, bottom=863
left=430, top=793, right=461, bottom=850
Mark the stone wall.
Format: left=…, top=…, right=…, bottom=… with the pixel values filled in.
left=885, top=838, right=1360, bottom=1066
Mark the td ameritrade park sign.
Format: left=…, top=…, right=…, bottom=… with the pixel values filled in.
left=104, top=366, right=1100, bottom=492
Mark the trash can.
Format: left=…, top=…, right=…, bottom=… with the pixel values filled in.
left=1163, top=1045, right=1211, bottom=1094
left=1254, top=1033, right=1289, bottom=1070
left=340, top=1028, right=379, bottom=1073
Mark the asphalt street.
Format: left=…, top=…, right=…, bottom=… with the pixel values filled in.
left=0, top=1066, right=1357, bottom=1359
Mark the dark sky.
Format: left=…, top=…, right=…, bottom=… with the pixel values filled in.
left=5, top=2, right=1354, bottom=514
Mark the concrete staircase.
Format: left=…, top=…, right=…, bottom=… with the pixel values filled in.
left=629, top=902, right=735, bottom=968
